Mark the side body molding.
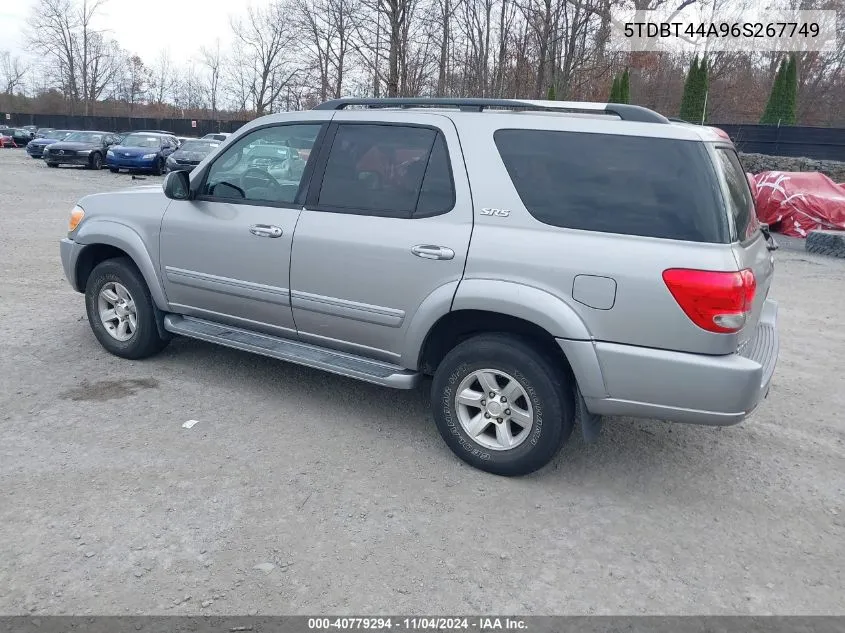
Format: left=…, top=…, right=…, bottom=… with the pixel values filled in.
left=74, top=220, right=169, bottom=310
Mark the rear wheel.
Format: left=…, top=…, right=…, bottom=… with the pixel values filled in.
left=84, top=257, right=169, bottom=360
left=109, top=167, right=119, bottom=173
left=431, top=334, right=574, bottom=476
left=46, top=162, right=58, bottom=168
left=89, top=152, right=103, bottom=170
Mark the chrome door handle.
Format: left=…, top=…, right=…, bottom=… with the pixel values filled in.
left=249, top=224, right=283, bottom=238
left=412, top=245, right=455, bottom=260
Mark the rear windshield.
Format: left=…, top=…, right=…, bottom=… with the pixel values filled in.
left=494, top=129, right=728, bottom=243
left=714, top=147, right=759, bottom=242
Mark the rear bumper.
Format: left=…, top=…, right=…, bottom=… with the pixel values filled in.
left=560, top=299, right=779, bottom=426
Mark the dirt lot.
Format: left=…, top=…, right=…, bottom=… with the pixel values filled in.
left=1, top=149, right=844, bottom=616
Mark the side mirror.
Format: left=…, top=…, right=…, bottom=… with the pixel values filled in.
left=163, top=170, right=190, bottom=200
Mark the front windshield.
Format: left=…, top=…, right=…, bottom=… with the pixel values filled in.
left=122, top=134, right=162, bottom=148
left=180, top=141, right=219, bottom=153
left=64, top=132, right=104, bottom=144
left=47, top=130, right=73, bottom=140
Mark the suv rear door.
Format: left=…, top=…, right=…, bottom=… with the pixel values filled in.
left=289, top=112, right=472, bottom=363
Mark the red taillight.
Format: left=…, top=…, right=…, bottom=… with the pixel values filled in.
left=662, top=268, right=756, bottom=333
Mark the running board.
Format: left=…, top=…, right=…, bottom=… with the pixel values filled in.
left=163, top=315, right=421, bottom=389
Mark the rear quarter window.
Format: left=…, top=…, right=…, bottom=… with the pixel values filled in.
left=715, top=147, right=759, bottom=242
left=494, top=129, right=728, bottom=243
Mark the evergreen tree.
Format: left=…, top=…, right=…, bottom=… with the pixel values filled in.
left=620, top=69, right=630, bottom=104
left=760, top=58, right=787, bottom=124
left=693, top=56, right=709, bottom=124
left=781, top=54, right=798, bottom=125
left=547, top=84, right=557, bottom=100
left=609, top=75, right=620, bottom=103
left=679, top=55, right=699, bottom=121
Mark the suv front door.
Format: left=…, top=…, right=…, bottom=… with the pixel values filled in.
left=290, top=113, right=473, bottom=363
left=159, top=120, right=327, bottom=337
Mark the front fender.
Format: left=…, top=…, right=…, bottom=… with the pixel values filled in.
left=452, top=279, right=592, bottom=340
left=74, top=219, right=168, bottom=310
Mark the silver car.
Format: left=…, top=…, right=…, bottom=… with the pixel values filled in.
left=59, top=98, right=779, bottom=476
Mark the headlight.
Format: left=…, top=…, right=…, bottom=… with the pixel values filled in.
left=77, top=149, right=92, bottom=155
left=166, top=155, right=177, bottom=164
left=142, top=153, right=157, bottom=160
left=106, top=150, right=114, bottom=157
left=68, top=205, right=85, bottom=232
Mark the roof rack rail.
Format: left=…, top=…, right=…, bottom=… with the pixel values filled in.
left=312, top=97, right=670, bottom=124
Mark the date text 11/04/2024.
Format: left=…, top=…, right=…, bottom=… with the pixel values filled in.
left=308, top=617, right=528, bottom=630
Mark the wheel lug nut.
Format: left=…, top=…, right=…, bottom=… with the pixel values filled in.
left=489, top=391, right=496, bottom=398
left=480, top=399, right=486, bottom=406
left=484, top=413, right=490, bottom=419
left=505, top=409, right=511, bottom=415
left=500, top=396, right=507, bottom=403
left=497, top=418, right=503, bottom=423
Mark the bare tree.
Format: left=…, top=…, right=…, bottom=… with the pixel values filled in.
left=151, top=50, right=176, bottom=108
left=200, top=39, right=223, bottom=119
left=0, top=52, right=29, bottom=95
left=29, top=0, right=80, bottom=110
left=231, top=1, right=301, bottom=115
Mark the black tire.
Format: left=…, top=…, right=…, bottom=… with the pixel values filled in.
left=431, top=334, right=574, bottom=476
left=84, top=257, right=169, bottom=360
left=806, top=229, right=845, bottom=259
left=109, top=167, right=119, bottom=173
left=89, top=152, right=103, bottom=170
left=31, top=155, right=40, bottom=159
left=153, top=157, right=164, bottom=176
left=46, top=162, right=58, bottom=168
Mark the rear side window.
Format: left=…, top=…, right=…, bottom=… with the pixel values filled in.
left=715, top=148, right=758, bottom=241
left=494, top=129, right=727, bottom=243
left=317, top=124, right=455, bottom=218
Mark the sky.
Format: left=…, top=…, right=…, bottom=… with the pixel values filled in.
left=1, top=0, right=271, bottom=63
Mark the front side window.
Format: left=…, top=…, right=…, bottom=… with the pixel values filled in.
left=494, top=129, right=728, bottom=243
left=316, top=124, right=455, bottom=218
left=715, top=148, right=759, bottom=241
left=202, top=123, right=322, bottom=205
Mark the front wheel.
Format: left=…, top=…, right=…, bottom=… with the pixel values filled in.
left=84, top=257, right=169, bottom=359
left=46, top=162, right=58, bottom=168
left=109, top=167, right=119, bottom=173
left=153, top=157, right=164, bottom=176
left=431, top=334, right=574, bottom=476
left=89, top=152, right=103, bottom=170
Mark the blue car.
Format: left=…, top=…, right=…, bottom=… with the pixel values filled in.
left=26, top=129, right=76, bottom=158
left=106, top=132, right=180, bottom=175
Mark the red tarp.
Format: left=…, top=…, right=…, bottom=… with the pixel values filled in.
left=751, top=171, right=845, bottom=238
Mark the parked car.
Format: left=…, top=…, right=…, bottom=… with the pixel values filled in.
left=0, top=127, right=35, bottom=147
left=26, top=129, right=76, bottom=158
left=22, top=125, right=38, bottom=135
left=59, top=97, right=780, bottom=476
left=35, top=127, right=56, bottom=138
left=134, top=129, right=175, bottom=136
left=106, top=132, right=180, bottom=174
left=42, top=130, right=118, bottom=169
left=202, top=132, right=231, bottom=142
left=165, top=138, right=222, bottom=173
left=0, top=131, right=14, bottom=148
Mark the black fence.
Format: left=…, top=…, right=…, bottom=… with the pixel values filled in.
left=714, top=124, right=845, bottom=162
left=5, top=112, right=844, bottom=162
left=4, top=113, right=249, bottom=138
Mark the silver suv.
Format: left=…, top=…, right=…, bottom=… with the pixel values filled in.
left=59, top=98, right=780, bottom=476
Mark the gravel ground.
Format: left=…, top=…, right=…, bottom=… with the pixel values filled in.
left=1, top=149, right=844, bottom=616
